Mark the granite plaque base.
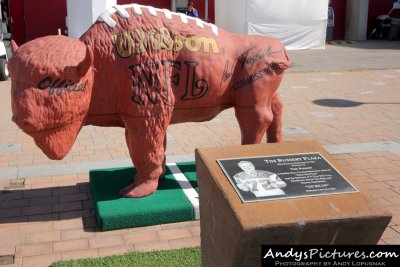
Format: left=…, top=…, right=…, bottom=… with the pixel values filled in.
left=195, top=141, right=391, bottom=267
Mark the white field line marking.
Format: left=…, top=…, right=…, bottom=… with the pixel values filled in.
left=167, top=163, right=200, bottom=220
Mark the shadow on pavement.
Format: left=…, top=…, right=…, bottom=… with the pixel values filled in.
left=313, top=98, right=400, bottom=108
left=0, top=182, right=100, bottom=232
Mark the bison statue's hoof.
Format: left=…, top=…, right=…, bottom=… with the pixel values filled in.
left=119, top=179, right=159, bottom=198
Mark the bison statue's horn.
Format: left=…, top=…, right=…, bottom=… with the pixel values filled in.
left=11, top=40, right=19, bottom=54
left=77, top=46, right=94, bottom=77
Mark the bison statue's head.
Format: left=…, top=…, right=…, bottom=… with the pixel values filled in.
left=9, top=36, right=94, bottom=160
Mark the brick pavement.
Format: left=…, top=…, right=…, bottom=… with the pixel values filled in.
left=0, top=42, right=400, bottom=266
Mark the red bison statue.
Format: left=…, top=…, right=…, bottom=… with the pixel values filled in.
left=9, top=4, right=290, bottom=197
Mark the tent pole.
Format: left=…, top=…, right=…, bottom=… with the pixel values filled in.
left=171, top=0, right=176, bottom=12
left=205, top=0, right=208, bottom=22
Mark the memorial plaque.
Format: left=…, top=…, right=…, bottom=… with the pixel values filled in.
left=217, top=152, right=358, bottom=203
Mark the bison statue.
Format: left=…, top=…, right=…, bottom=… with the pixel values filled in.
left=9, top=4, right=290, bottom=197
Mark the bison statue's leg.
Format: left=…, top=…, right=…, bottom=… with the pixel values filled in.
left=233, top=74, right=284, bottom=145
left=266, top=93, right=283, bottom=143
left=120, top=110, right=172, bottom=198
left=234, top=105, right=273, bottom=144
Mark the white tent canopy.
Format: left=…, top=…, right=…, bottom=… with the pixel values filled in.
left=67, top=0, right=116, bottom=39
left=215, top=0, right=329, bottom=50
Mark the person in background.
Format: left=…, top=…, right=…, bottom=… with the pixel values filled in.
left=186, top=1, right=199, bottom=18
left=1, top=0, right=9, bottom=32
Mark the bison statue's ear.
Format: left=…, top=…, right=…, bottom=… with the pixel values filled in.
left=77, top=46, right=94, bottom=77
left=11, top=40, right=19, bottom=54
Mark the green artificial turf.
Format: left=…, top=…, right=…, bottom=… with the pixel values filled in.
left=90, top=166, right=194, bottom=231
left=52, top=247, right=201, bottom=267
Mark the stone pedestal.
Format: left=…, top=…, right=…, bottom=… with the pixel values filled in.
left=196, top=141, right=391, bottom=267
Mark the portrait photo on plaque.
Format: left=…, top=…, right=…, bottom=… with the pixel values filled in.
left=217, top=153, right=358, bottom=203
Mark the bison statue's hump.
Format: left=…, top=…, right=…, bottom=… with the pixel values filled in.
left=9, top=3, right=290, bottom=197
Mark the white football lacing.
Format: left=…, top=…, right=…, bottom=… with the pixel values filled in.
left=97, top=3, right=218, bottom=36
